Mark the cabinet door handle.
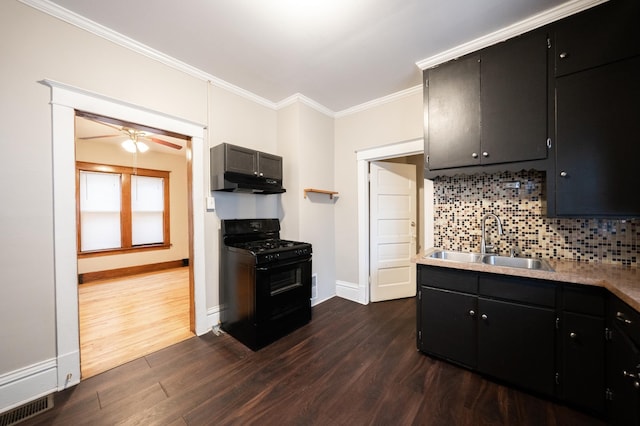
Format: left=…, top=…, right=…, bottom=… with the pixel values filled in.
left=560, top=171, right=568, bottom=177
left=559, top=52, right=568, bottom=59
left=259, top=172, right=264, bottom=177
left=482, top=152, right=489, bottom=158
left=616, top=311, right=633, bottom=325
left=469, top=310, right=475, bottom=317
left=472, top=153, right=478, bottom=159
left=481, top=314, right=488, bottom=320
left=623, top=370, right=638, bottom=379
left=569, top=332, right=578, bottom=339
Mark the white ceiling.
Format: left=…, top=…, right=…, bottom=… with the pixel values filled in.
left=48, top=0, right=575, bottom=112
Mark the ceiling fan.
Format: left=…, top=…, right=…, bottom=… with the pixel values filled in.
left=77, top=116, right=183, bottom=153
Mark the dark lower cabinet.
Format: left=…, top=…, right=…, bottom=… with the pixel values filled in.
left=477, top=297, right=556, bottom=396
left=418, top=266, right=556, bottom=398
left=607, top=294, right=640, bottom=425
left=419, top=286, right=477, bottom=368
left=417, top=264, right=616, bottom=421
left=561, top=312, right=606, bottom=414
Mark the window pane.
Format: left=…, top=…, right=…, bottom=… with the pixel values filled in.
left=131, top=175, right=164, bottom=245
left=79, top=171, right=121, bottom=251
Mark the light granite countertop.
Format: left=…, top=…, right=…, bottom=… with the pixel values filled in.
left=416, top=248, right=640, bottom=313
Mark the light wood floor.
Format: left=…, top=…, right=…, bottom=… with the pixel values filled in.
left=78, top=266, right=194, bottom=379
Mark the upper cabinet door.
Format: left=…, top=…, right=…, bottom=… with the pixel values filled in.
left=257, top=152, right=283, bottom=181
left=554, top=0, right=640, bottom=77
left=480, top=30, right=548, bottom=165
left=224, top=144, right=258, bottom=176
left=555, top=55, right=640, bottom=216
left=426, top=54, right=481, bottom=170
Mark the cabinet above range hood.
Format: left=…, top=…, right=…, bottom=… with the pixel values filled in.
left=210, top=143, right=286, bottom=194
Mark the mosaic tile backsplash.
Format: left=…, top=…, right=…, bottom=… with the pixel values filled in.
left=433, top=170, right=639, bottom=267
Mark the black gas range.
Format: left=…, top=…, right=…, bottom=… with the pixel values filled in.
left=220, top=219, right=312, bottom=350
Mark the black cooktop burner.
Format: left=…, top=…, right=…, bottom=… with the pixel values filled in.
left=231, top=239, right=301, bottom=253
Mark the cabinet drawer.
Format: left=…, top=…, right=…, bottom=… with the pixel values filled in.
left=479, top=274, right=555, bottom=307
left=609, top=294, right=640, bottom=348
left=563, top=284, right=606, bottom=317
left=418, top=266, right=477, bottom=294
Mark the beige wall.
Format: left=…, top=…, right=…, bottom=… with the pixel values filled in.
left=279, top=103, right=336, bottom=303
left=334, top=93, right=424, bottom=284
left=0, top=0, right=206, bottom=377
left=0, top=0, right=424, bottom=409
left=75, top=140, right=189, bottom=274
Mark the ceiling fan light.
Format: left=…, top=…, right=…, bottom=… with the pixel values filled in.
left=136, top=141, right=149, bottom=153
left=121, top=139, right=137, bottom=153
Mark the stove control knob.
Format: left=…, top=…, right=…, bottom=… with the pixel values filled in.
left=275, top=253, right=280, bottom=259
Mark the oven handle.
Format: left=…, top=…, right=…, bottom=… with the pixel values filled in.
left=256, top=256, right=311, bottom=271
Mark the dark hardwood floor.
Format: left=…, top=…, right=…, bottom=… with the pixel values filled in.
left=23, top=297, right=605, bottom=425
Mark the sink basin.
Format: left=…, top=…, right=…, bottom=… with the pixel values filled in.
left=482, top=255, right=554, bottom=272
left=426, top=250, right=554, bottom=272
left=428, top=250, right=483, bottom=263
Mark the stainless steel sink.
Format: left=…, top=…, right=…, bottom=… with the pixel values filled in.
left=428, top=250, right=483, bottom=263
left=482, top=255, right=554, bottom=271
left=426, top=250, right=554, bottom=272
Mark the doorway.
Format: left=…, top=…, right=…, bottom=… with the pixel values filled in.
left=74, top=113, right=193, bottom=378
left=46, top=80, right=207, bottom=391
left=353, top=138, right=430, bottom=305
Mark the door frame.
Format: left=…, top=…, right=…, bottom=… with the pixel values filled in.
left=44, top=80, right=208, bottom=390
left=355, top=138, right=430, bottom=305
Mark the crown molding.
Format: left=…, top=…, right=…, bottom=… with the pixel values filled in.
left=18, top=0, right=279, bottom=110
left=335, top=85, right=422, bottom=118
left=416, top=0, right=608, bottom=70
left=276, top=93, right=335, bottom=117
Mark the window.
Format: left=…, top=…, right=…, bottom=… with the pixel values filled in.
left=77, top=162, right=170, bottom=256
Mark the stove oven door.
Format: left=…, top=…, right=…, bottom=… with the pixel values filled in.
left=255, top=256, right=312, bottom=342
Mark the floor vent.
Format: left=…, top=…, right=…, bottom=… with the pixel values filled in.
left=0, top=395, right=53, bottom=426
left=311, top=273, right=318, bottom=299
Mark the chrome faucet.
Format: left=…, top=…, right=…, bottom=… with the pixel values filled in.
left=480, top=213, right=504, bottom=254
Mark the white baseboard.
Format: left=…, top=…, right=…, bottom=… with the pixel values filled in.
left=206, top=305, right=221, bottom=332
left=0, top=359, right=57, bottom=414
left=336, top=280, right=367, bottom=305
left=311, top=294, right=335, bottom=307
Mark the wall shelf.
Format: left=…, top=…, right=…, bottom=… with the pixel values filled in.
left=304, top=188, right=339, bottom=199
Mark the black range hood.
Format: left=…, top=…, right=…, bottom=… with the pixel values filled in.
left=215, top=171, right=286, bottom=194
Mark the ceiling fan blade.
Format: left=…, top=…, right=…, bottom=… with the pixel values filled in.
left=78, top=134, right=121, bottom=140
left=146, top=136, right=183, bottom=150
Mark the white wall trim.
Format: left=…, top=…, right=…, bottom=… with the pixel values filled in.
left=416, top=0, right=608, bottom=70
left=19, top=0, right=277, bottom=110
left=335, top=85, right=422, bottom=118
left=207, top=305, right=221, bottom=330
left=355, top=139, right=424, bottom=305
left=336, top=280, right=365, bottom=304
left=276, top=93, right=335, bottom=117
left=43, top=79, right=208, bottom=391
left=0, top=359, right=56, bottom=414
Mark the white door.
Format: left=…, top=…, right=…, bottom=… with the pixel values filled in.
left=369, top=161, right=417, bottom=302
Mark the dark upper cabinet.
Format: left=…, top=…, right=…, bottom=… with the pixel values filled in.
left=480, top=30, right=548, bottom=165
left=425, top=30, right=548, bottom=171
left=210, top=143, right=285, bottom=193
left=554, top=0, right=640, bottom=77
left=222, top=143, right=282, bottom=181
left=555, top=55, right=640, bottom=216
left=551, top=0, right=640, bottom=217
left=426, top=54, right=481, bottom=169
